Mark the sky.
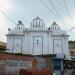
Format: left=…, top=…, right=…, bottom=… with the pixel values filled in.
left=0, top=0, right=75, bottom=42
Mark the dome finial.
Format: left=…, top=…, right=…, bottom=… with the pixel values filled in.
left=18, top=20, right=23, bottom=25
left=52, top=21, right=57, bottom=25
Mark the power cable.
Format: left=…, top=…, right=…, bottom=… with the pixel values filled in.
left=0, top=3, right=26, bottom=23
left=18, top=0, right=39, bottom=16
left=40, top=0, right=68, bottom=30
left=69, top=0, right=75, bottom=32
left=0, top=8, right=16, bottom=25
left=62, top=0, right=74, bottom=25
left=72, top=0, right=75, bottom=5
left=40, top=0, right=58, bottom=21
left=48, top=0, right=67, bottom=26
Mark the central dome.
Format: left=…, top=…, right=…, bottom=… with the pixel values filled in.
left=31, top=16, right=45, bottom=28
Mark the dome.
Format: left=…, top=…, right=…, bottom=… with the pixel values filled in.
left=15, top=20, right=24, bottom=30
left=50, top=22, right=61, bottom=32
left=31, top=16, right=45, bottom=28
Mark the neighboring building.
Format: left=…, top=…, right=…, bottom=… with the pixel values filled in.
left=0, top=42, right=6, bottom=75
left=64, top=41, right=75, bottom=75
left=6, top=17, right=70, bottom=59
left=0, top=53, right=53, bottom=75
left=0, top=53, right=33, bottom=75
left=69, top=41, right=75, bottom=56
left=0, top=42, right=6, bottom=52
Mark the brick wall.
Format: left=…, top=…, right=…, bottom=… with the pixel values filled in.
left=0, top=53, right=53, bottom=75
left=0, top=53, right=33, bottom=61
left=0, top=53, right=33, bottom=75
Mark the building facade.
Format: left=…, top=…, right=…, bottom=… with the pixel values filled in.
left=6, top=16, right=70, bottom=59
left=69, top=41, right=75, bottom=56
left=0, top=42, right=6, bottom=52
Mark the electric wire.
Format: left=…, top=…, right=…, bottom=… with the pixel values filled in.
left=40, top=0, right=68, bottom=29
left=0, top=1, right=26, bottom=22
left=63, top=0, right=75, bottom=32
left=48, top=0, right=67, bottom=26
left=19, top=0, right=51, bottom=22
left=0, top=8, right=16, bottom=25
left=40, top=0, right=58, bottom=20
left=72, top=0, right=75, bottom=5
left=69, top=0, right=75, bottom=32
left=18, top=0, right=39, bottom=17
left=62, top=0, right=74, bottom=25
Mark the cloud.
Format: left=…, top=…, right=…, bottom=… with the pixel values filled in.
left=0, top=13, right=9, bottom=42
left=0, top=0, right=14, bottom=42
left=0, top=0, right=13, bottom=12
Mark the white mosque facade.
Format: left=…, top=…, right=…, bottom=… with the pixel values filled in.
left=6, top=17, right=70, bottom=58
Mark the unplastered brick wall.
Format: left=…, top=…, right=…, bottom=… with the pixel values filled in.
left=0, top=61, right=5, bottom=75
left=32, top=55, right=53, bottom=73
left=0, top=53, right=33, bottom=61
left=0, top=53, right=33, bottom=75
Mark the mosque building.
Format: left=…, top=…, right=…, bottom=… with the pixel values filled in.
left=6, top=16, right=70, bottom=59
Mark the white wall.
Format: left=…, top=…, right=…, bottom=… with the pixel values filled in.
left=7, top=29, right=70, bottom=58
left=7, top=35, right=24, bottom=53
left=25, top=31, right=49, bottom=55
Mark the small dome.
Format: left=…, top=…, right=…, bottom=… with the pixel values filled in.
left=50, top=22, right=61, bottom=31
left=15, top=20, right=24, bottom=29
left=31, top=16, right=45, bottom=28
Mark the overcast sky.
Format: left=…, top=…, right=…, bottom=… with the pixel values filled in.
left=0, top=0, right=75, bottom=42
